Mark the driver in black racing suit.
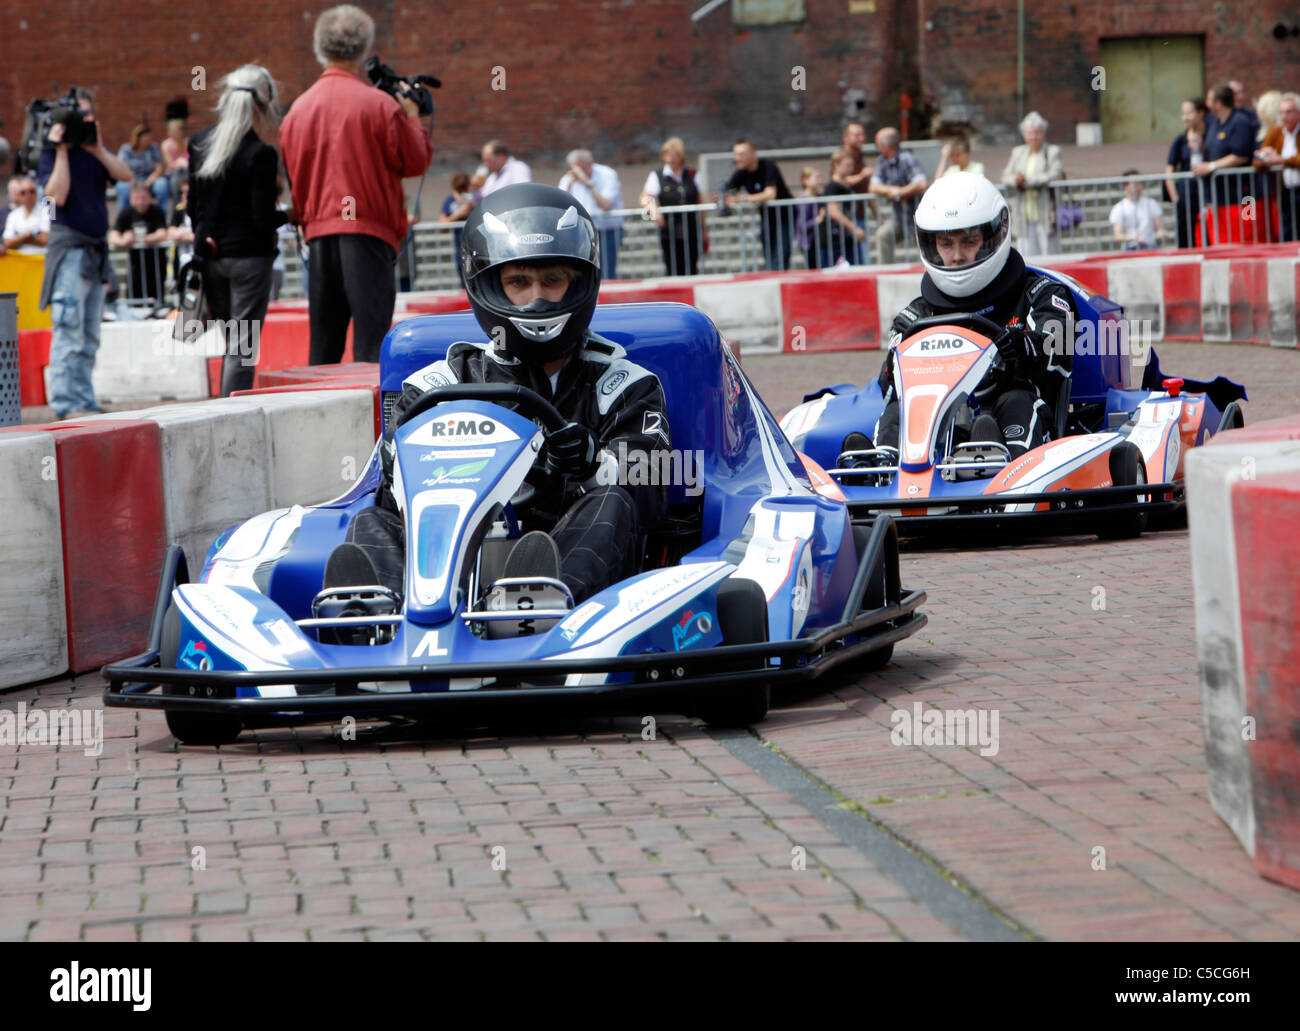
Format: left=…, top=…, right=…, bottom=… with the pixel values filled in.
left=333, top=183, right=669, bottom=604
left=867, top=171, right=1074, bottom=459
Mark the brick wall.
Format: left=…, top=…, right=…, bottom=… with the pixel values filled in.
left=922, top=0, right=1300, bottom=144
left=2, top=0, right=908, bottom=171
left=5, top=1, right=1294, bottom=174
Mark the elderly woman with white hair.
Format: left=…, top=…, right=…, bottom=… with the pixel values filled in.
left=1001, top=111, right=1064, bottom=255
left=188, top=65, right=288, bottom=396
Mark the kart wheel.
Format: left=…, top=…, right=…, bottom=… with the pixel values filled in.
left=695, top=578, right=770, bottom=728
left=159, top=603, right=244, bottom=747
left=1097, top=442, right=1148, bottom=540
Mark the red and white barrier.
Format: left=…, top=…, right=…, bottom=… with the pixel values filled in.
left=0, top=433, right=67, bottom=687
left=1188, top=414, right=1300, bottom=890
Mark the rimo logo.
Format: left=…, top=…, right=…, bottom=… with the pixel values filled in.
left=49, top=963, right=152, bottom=1011
left=430, top=418, right=496, bottom=438
left=919, top=337, right=963, bottom=352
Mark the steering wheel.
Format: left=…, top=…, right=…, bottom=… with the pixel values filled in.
left=897, top=311, right=1014, bottom=405
left=394, top=382, right=569, bottom=514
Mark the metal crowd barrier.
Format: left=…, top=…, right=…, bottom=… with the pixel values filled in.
left=264, top=166, right=1299, bottom=298
left=107, top=242, right=176, bottom=313
left=1025, top=166, right=1297, bottom=256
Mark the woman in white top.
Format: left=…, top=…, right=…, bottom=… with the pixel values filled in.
left=1001, top=112, right=1064, bottom=255
left=639, top=137, right=708, bottom=276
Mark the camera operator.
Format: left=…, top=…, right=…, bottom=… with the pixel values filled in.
left=36, top=88, right=133, bottom=420
left=280, top=4, right=433, bottom=365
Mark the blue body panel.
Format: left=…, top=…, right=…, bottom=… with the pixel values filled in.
left=185, top=302, right=868, bottom=689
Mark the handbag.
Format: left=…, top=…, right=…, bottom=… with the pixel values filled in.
left=172, top=258, right=207, bottom=341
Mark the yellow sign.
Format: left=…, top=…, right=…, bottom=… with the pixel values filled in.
left=0, top=252, right=51, bottom=330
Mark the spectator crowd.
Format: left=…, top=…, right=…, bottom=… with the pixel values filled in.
left=6, top=0, right=1296, bottom=421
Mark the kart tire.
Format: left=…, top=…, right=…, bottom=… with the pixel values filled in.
left=695, top=578, right=770, bottom=728
left=849, top=523, right=894, bottom=671
left=159, top=602, right=244, bottom=747
left=1097, top=442, right=1148, bottom=541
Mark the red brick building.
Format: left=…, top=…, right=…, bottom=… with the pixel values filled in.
left=2, top=1, right=1296, bottom=170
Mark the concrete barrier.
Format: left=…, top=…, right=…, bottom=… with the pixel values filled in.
left=254, top=388, right=377, bottom=508
left=1231, top=467, right=1300, bottom=890
left=84, top=321, right=212, bottom=403
left=133, top=399, right=274, bottom=570
left=1188, top=415, right=1300, bottom=885
left=0, top=432, right=67, bottom=687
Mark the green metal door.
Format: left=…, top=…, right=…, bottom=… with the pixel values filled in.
left=1099, top=36, right=1204, bottom=143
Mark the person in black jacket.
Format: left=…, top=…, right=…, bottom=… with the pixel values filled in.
left=337, top=183, right=670, bottom=605
left=869, top=172, right=1073, bottom=459
left=188, top=64, right=287, bottom=396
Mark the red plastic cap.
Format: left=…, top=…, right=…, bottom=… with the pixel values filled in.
left=1163, top=377, right=1184, bottom=397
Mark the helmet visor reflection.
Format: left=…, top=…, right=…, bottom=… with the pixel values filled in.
left=462, top=203, right=599, bottom=281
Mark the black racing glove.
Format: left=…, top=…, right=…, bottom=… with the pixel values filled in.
left=994, top=322, right=1035, bottom=367
left=545, top=422, right=599, bottom=481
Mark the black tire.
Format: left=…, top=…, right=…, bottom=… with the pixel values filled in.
left=695, top=578, right=770, bottom=728
left=849, top=523, right=894, bottom=671
left=1097, top=442, right=1148, bottom=540
left=159, top=602, right=244, bottom=747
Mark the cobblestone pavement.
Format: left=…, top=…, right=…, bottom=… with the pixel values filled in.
left=2, top=342, right=1297, bottom=941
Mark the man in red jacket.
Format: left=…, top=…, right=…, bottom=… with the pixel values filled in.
left=280, top=4, right=433, bottom=363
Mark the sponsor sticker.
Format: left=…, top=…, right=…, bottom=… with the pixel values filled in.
left=671, top=608, right=714, bottom=650
left=1050, top=295, right=1071, bottom=313
left=601, top=369, right=629, bottom=395
left=421, top=447, right=497, bottom=460
left=902, top=332, right=981, bottom=357
left=560, top=600, right=604, bottom=641
left=405, top=413, right=519, bottom=447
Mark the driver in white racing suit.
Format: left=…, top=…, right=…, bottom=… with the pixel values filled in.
left=866, top=172, right=1074, bottom=459
left=331, top=183, right=669, bottom=604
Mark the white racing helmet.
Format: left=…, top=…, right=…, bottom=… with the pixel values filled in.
left=914, top=172, right=1011, bottom=298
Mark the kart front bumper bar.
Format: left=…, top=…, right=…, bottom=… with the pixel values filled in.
left=102, top=519, right=926, bottom=716
left=847, top=481, right=1181, bottom=534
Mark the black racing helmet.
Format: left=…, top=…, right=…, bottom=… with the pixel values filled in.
left=460, top=183, right=601, bottom=365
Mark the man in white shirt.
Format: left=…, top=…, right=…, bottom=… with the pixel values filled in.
left=479, top=140, right=532, bottom=198
left=1108, top=171, right=1164, bottom=251
left=2, top=177, right=51, bottom=254
left=558, top=148, right=624, bottom=279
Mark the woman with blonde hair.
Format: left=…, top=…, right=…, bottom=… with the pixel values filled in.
left=1001, top=111, right=1063, bottom=254
left=188, top=65, right=289, bottom=395
left=640, top=136, right=708, bottom=275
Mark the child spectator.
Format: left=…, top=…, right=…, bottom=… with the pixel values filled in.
left=1108, top=171, right=1164, bottom=250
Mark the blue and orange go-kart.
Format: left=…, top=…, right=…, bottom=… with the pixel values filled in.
left=103, top=303, right=927, bottom=745
left=778, top=268, right=1247, bottom=538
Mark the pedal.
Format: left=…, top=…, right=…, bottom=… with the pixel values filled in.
left=308, top=586, right=401, bottom=645
left=835, top=445, right=898, bottom=486
left=468, top=576, right=574, bottom=639
left=941, top=441, right=1011, bottom=481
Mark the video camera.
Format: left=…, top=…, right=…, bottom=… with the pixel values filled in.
left=365, top=57, right=441, bottom=121
left=14, top=88, right=97, bottom=173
